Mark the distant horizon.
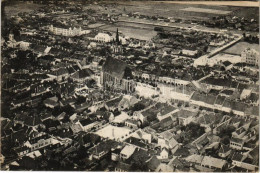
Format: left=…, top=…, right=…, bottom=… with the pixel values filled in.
left=105, top=1, right=259, bottom=7
left=3, top=0, right=258, bottom=7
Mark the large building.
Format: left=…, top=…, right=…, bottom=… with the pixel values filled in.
left=241, top=48, right=259, bottom=66
left=49, top=25, right=89, bottom=37
left=101, top=57, right=135, bottom=93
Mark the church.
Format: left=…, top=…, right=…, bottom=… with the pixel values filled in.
left=100, top=57, right=135, bottom=93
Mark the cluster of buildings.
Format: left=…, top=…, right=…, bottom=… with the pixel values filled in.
left=1, top=1, right=259, bottom=172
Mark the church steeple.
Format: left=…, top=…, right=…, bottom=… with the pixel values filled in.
left=116, top=28, right=120, bottom=44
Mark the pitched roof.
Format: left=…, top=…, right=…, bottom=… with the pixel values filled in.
left=191, top=91, right=207, bottom=102
left=125, top=137, right=148, bottom=149
left=24, top=116, right=42, bottom=127
left=230, top=137, right=244, bottom=144
left=115, top=162, right=131, bottom=171
left=146, top=155, right=161, bottom=171
left=102, top=57, right=127, bottom=79
left=120, top=145, right=136, bottom=157
left=214, top=95, right=226, bottom=105
left=185, top=154, right=203, bottom=164
left=177, top=109, right=197, bottom=118
left=106, top=96, right=123, bottom=108
left=231, top=102, right=247, bottom=112
left=205, top=94, right=217, bottom=105
left=70, top=123, right=83, bottom=134
left=71, top=68, right=94, bottom=79
left=219, top=144, right=230, bottom=154
left=201, top=156, right=226, bottom=169
left=245, top=106, right=259, bottom=116
left=91, top=139, right=119, bottom=155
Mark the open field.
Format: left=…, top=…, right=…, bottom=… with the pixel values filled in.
left=223, top=41, right=259, bottom=55
left=108, top=1, right=259, bottom=7
left=3, top=2, right=43, bottom=19
left=95, top=124, right=132, bottom=140
left=105, top=1, right=259, bottom=22
left=181, top=7, right=231, bottom=15
left=100, top=24, right=157, bottom=41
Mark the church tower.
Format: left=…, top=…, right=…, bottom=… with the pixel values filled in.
left=116, top=28, right=120, bottom=44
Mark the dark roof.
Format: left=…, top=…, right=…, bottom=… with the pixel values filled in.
left=245, top=106, right=259, bottom=116
left=219, top=144, right=230, bottom=154
left=32, top=44, right=46, bottom=53
left=147, top=155, right=161, bottom=171
left=205, top=94, right=217, bottom=105
left=115, top=162, right=131, bottom=171
left=231, top=102, right=247, bottom=112
left=129, top=148, right=150, bottom=165
left=220, top=89, right=234, bottom=95
left=106, top=96, right=123, bottom=108
left=231, top=152, right=244, bottom=162
left=215, top=95, right=226, bottom=105
left=230, top=137, right=243, bottom=144
left=79, top=118, right=93, bottom=126
left=71, top=68, right=94, bottom=79
left=24, top=116, right=42, bottom=127
left=249, top=147, right=259, bottom=161
left=191, top=91, right=207, bottom=102
left=125, top=136, right=148, bottom=149
left=223, top=99, right=232, bottom=108
left=43, top=119, right=61, bottom=129
left=102, top=57, right=127, bottom=79
left=90, top=139, right=119, bottom=155
left=222, top=61, right=232, bottom=67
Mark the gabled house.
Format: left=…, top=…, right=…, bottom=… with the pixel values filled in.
left=146, top=155, right=161, bottom=171
left=157, top=148, right=169, bottom=160
left=48, top=67, right=69, bottom=82
left=90, top=140, right=119, bottom=160
left=115, top=162, right=132, bottom=172
left=218, top=144, right=231, bottom=158
left=105, top=96, right=123, bottom=112
left=120, top=145, right=136, bottom=160
left=230, top=137, right=244, bottom=150
left=70, top=68, right=94, bottom=83
left=43, top=96, right=59, bottom=109
left=177, top=109, right=198, bottom=126
left=118, top=95, right=139, bottom=111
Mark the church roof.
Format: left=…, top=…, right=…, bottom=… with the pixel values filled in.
left=102, top=57, right=127, bottom=79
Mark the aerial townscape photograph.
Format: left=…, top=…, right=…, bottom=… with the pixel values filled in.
left=0, top=0, right=259, bottom=172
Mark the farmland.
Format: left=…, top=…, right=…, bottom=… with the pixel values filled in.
left=105, top=1, right=259, bottom=22
left=3, top=1, right=43, bottom=19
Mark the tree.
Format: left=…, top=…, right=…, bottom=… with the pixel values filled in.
left=219, top=126, right=236, bottom=138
